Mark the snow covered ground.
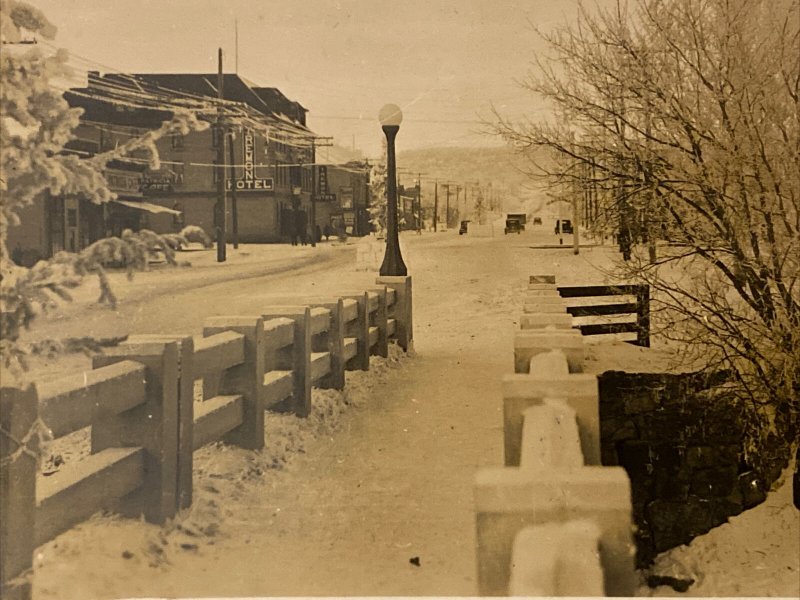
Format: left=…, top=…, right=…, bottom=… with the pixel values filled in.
left=18, top=229, right=799, bottom=598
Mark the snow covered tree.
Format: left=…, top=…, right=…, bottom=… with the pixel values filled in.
left=368, top=139, right=388, bottom=233
left=493, top=0, right=799, bottom=478
left=1, top=0, right=209, bottom=381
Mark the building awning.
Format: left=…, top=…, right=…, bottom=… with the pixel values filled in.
left=112, top=199, right=182, bottom=215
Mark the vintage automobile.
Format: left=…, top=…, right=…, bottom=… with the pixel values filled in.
left=504, top=214, right=526, bottom=234
left=555, top=219, right=573, bottom=234
left=458, top=220, right=470, bottom=235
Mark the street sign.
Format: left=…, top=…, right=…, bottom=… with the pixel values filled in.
left=318, top=165, right=329, bottom=194
left=314, top=193, right=336, bottom=202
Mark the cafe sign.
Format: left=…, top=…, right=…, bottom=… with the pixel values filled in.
left=226, top=129, right=274, bottom=192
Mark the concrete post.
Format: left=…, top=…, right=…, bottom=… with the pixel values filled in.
left=204, top=317, right=266, bottom=449
left=503, top=372, right=600, bottom=466
left=474, top=466, right=635, bottom=596
left=514, top=330, right=585, bottom=373
left=508, top=521, right=604, bottom=596
left=92, top=341, right=180, bottom=522
left=518, top=402, right=584, bottom=471
left=376, top=275, right=413, bottom=351
left=519, top=313, right=574, bottom=330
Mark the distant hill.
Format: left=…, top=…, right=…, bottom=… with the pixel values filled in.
left=396, top=145, right=557, bottom=216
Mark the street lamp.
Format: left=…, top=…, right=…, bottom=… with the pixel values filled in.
left=378, top=104, right=407, bottom=276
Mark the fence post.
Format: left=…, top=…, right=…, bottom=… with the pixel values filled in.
left=474, top=467, right=634, bottom=596
left=368, top=286, right=389, bottom=358
left=376, top=275, right=413, bottom=351
left=203, top=317, right=266, bottom=450
left=92, top=341, right=180, bottom=523
left=514, top=331, right=585, bottom=374
left=0, top=385, right=38, bottom=600
left=126, top=334, right=194, bottom=510
left=637, top=285, right=651, bottom=347
left=342, top=293, right=370, bottom=371
left=503, top=373, right=601, bottom=467
left=263, top=307, right=312, bottom=417
left=313, top=299, right=346, bottom=390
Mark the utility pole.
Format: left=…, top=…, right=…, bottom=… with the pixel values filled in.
left=433, top=180, right=439, bottom=232
left=307, top=136, right=333, bottom=246
left=444, top=184, right=451, bottom=230
left=310, top=139, right=316, bottom=247
left=416, top=173, right=422, bottom=233
left=215, top=48, right=226, bottom=262
left=228, top=128, right=238, bottom=249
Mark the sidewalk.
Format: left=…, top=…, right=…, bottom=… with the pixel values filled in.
left=31, top=233, right=526, bottom=598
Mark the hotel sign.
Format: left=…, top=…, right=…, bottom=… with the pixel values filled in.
left=226, top=129, right=274, bottom=192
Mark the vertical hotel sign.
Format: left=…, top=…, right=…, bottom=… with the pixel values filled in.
left=226, top=129, right=274, bottom=192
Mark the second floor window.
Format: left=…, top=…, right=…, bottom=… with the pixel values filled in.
left=171, top=134, right=185, bottom=149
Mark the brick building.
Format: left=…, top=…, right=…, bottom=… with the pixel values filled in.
left=7, top=71, right=367, bottom=263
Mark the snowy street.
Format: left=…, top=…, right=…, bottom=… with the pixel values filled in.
left=25, top=230, right=799, bottom=598
left=27, top=229, right=606, bottom=597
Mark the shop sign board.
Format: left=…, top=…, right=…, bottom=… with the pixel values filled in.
left=226, top=128, right=274, bottom=192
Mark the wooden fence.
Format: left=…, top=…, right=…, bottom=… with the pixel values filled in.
left=556, top=284, right=650, bottom=347
left=474, top=274, right=636, bottom=596
left=0, top=275, right=412, bottom=600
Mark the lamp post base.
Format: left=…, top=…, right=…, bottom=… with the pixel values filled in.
left=379, top=243, right=407, bottom=276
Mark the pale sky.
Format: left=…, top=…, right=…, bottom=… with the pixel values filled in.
left=32, top=0, right=594, bottom=157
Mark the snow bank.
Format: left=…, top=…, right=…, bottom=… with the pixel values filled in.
left=638, top=464, right=800, bottom=597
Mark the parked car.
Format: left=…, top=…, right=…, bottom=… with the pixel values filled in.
left=459, top=220, right=470, bottom=235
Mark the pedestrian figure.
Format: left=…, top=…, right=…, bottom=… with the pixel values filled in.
left=315, top=225, right=322, bottom=244
left=555, top=221, right=561, bottom=235
left=323, top=224, right=332, bottom=241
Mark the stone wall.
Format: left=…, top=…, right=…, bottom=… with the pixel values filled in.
left=598, top=370, right=789, bottom=567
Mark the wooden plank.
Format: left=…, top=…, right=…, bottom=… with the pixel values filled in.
left=557, top=284, right=641, bottom=298
left=566, top=302, right=638, bottom=318
left=387, top=318, right=397, bottom=337
left=192, top=395, right=244, bottom=451
left=341, top=299, right=358, bottom=324
left=263, top=318, right=295, bottom=350
left=343, top=338, right=358, bottom=363
left=37, top=361, right=147, bottom=440
left=578, top=322, right=639, bottom=336
left=310, top=352, right=331, bottom=383
left=263, top=370, right=293, bottom=406
left=35, top=447, right=145, bottom=548
left=386, top=288, right=397, bottom=307
left=309, top=307, right=331, bottom=337
left=368, top=326, right=380, bottom=348
left=193, top=331, right=245, bottom=376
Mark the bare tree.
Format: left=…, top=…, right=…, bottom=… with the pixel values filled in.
left=493, top=0, right=799, bottom=472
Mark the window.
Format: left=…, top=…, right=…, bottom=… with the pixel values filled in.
left=171, top=134, right=185, bottom=149
left=212, top=160, right=220, bottom=183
